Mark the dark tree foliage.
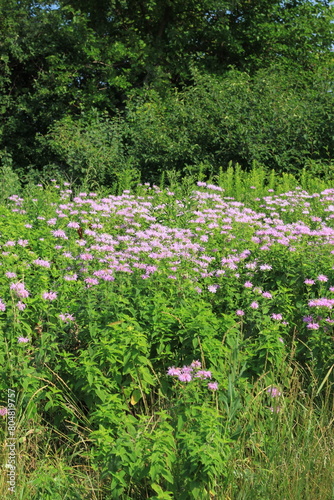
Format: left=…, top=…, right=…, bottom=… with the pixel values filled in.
left=0, top=0, right=333, bottom=179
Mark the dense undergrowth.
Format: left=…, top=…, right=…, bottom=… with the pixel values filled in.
left=0, top=164, right=333, bottom=499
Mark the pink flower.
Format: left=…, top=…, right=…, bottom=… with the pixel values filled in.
left=195, top=370, right=212, bottom=379
left=10, top=282, right=29, bottom=299
left=267, top=387, right=281, bottom=397
left=33, top=259, right=51, bottom=268
left=167, top=367, right=181, bottom=376
left=250, top=301, right=259, bottom=309
left=0, top=407, right=7, bottom=416
left=178, top=372, right=192, bottom=383
left=79, top=253, right=94, bottom=261
left=84, top=277, right=99, bottom=286
left=64, top=274, right=78, bottom=281
left=67, top=221, right=80, bottom=229
left=208, top=382, right=218, bottom=391
left=269, top=406, right=281, bottom=413
left=307, top=323, right=319, bottom=330
left=191, top=360, right=202, bottom=369
left=236, top=309, right=245, bottom=316
left=42, top=291, right=58, bottom=301
left=5, top=272, right=17, bottom=278
left=59, top=313, right=75, bottom=323
left=52, top=229, right=68, bottom=239
left=18, top=337, right=29, bottom=343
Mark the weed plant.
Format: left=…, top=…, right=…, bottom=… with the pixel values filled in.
left=0, top=165, right=333, bottom=499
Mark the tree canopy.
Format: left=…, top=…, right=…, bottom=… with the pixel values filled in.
left=0, top=0, right=333, bottom=181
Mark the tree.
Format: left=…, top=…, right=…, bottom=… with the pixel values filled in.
left=0, top=0, right=332, bottom=177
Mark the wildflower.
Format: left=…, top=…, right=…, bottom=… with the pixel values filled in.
left=262, top=292, right=272, bottom=299
left=0, top=408, right=7, bottom=417
left=236, top=309, right=245, bottom=316
left=42, top=291, right=58, bottom=301
left=267, top=387, right=281, bottom=397
left=191, top=360, right=202, bottom=369
left=79, top=253, right=94, bottom=261
left=244, top=281, right=253, bottom=288
left=208, top=284, right=219, bottom=293
left=307, top=323, right=319, bottom=330
left=178, top=372, right=192, bottom=383
left=271, top=313, right=283, bottom=321
left=18, top=337, right=29, bottom=343
left=59, top=313, right=75, bottom=323
left=0, top=300, right=6, bottom=312
left=303, top=315, right=313, bottom=322
left=167, top=367, right=181, bottom=377
left=33, top=259, right=51, bottom=268
left=208, top=382, right=218, bottom=391
left=64, top=274, right=78, bottom=281
left=259, top=264, right=272, bottom=271
left=304, top=279, right=315, bottom=285
left=317, top=274, right=328, bottom=282
left=250, top=301, right=259, bottom=309
left=67, top=221, right=80, bottom=229
left=5, top=272, right=17, bottom=278
left=269, top=406, right=281, bottom=413
left=309, top=298, right=334, bottom=308
left=84, top=277, right=99, bottom=286
left=278, top=337, right=284, bottom=344
left=195, top=370, right=212, bottom=380
left=10, top=282, right=29, bottom=299
left=16, top=302, right=26, bottom=311
left=52, top=229, right=68, bottom=239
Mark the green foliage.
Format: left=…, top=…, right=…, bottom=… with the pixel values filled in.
left=0, top=0, right=333, bottom=178
left=0, top=170, right=334, bottom=498
left=43, top=110, right=137, bottom=188
left=42, top=66, right=334, bottom=184
left=122, top=68, right=334, bottom=179
left=0, top=151, right=21, bottom=202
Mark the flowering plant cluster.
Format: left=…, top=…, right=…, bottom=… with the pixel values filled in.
left=167, top=360, right=219, bottom=391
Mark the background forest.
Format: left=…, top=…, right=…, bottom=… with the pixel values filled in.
left=0, top=0, right=333, bottom=187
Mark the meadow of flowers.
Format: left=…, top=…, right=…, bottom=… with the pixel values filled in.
left=0, top=169, right=333, bottom=499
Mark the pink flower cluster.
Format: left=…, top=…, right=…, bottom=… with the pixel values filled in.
left=308, top=298, right=334, bottom=309
left=10, top=282, right=29, bottom=299
left=267, top=386, right=282, bottom=397
left=59, top=313, right=75, bottom=323
left=167, top=360, right=218, bottom=390
left=42, top=291, right=58, bottom=301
